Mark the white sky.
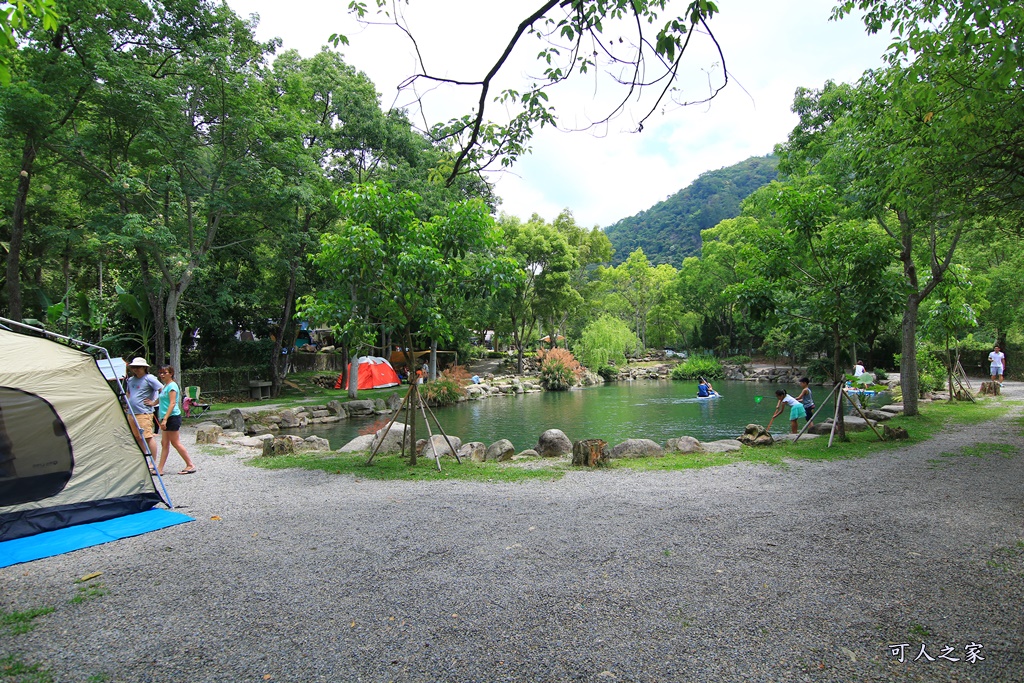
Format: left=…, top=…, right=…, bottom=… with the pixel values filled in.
left=226, top=0, right=891, bottom=228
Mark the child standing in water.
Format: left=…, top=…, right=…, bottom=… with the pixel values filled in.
left=768, top=389, right=804, bottom=434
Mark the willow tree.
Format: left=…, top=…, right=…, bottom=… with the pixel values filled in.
left=301, top=182, right=516, bottom=465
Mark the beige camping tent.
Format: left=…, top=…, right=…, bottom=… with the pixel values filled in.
left=0, top=329, right=161, bottom=541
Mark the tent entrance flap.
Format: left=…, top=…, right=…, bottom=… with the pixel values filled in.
left=0, top=386, right=74, bottom=506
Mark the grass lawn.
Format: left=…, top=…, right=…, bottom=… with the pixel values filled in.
left=244, top=396, right=1017, bottom=483
left=200, top=370, right=405, bottom=413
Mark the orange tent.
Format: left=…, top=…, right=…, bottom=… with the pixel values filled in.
left=335, top=357, right=400, bottom=390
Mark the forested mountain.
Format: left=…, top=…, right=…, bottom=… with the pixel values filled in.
left=603, top=155, right=779, bottom=265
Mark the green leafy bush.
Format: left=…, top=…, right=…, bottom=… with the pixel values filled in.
left=806, top=357, right=835, bottom=383
left=537, top=348, right=583, bottom=390
left=596, top=365, right=619, bottom=381
left=723, top=355, right=752, bottom=365
left=670, top=356, right=724, bottom=380
left=894, top=351, right=946, bottom=394
left=421, top=365, right=469, bottom=406
left=917, top=351, right=947, bottom=394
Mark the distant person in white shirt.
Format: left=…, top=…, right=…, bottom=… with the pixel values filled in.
left=988, top=345, right=1006, bottom=384
left=854, top=361, right=866, bottom=377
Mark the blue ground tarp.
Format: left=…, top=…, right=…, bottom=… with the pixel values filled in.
left=0, top=508, right=193, bottom=568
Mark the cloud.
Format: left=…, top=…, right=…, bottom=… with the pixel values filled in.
left=229, top=0, right=891, bottom=227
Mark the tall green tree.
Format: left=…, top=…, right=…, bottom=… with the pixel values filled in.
left=302, top=182, right=515, bottom=463
left=499, top=213, right=578, bottom=373
left=744, top=178, right=903, bottom=437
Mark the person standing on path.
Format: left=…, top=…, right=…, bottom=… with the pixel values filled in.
left=125, top=357, right=162, bottom=464
left=156, top=365, right=196, bottom=475
left=989, top=345, right=1006, bottom=385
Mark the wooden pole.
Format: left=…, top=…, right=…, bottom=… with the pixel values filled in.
left=827, top=386, right=843, bottom=448
left=842, top=390, right=886, bottom=442
left=793, top=382, right=842, bottom=443
left=366, top=383, right=412, bottom=465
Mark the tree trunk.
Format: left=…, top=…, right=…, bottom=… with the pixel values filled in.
left=270, top=264, right=299, bottom=398
left=348, top=353, right=360, bottom=399
left=900, top=295, right=921, bottom=415
left=165, top=287, right=184, bottom=382
left=429, top=339, right=438, bottom=381
left=403, top=328, right=418, bottom=466
left=6, top=140, right=37, bottom=321
left=832, top=325, right=847, bottom=442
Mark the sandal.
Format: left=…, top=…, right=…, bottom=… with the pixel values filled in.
left=178, top=468, right=197, bottom=475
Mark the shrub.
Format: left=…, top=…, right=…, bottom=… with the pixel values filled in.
left=670, top=356, right=724, bottom=380
left=596, top=365, right=619, bottom=381
left=723, top=355, right=752, bottom=365
left=537, top=348, right=583, bottom=390
left=894, top=351, right=947, bottom=394
left=805, top=357, right=835, bottom=383
left=421, top=365, right=470, bottom=406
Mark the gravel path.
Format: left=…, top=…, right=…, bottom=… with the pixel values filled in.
left=3, top=384, right=1023, bottom=683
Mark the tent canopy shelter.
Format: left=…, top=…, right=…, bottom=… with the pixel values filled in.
left=0, top=328, right=161, bottom=542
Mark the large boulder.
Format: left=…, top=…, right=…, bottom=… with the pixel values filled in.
left=228, top=408, right=246, bottom=433
left=608, top=439, right=664, bottom=459
left=773, top=432, right=820, bottom=442
left=665, top=436, right=703, bottom=454
left=534, top=429, right=573, bottom=457
left=326, top=399, right=345, bottom=417
left=278, top=408, right=299, bottom=428
left=701, top=439, right=743, bottom=453
left=370, top=421, right=412, bottom=453
left=458, top=442, right=488, bottom=462
left=818, top=416, right=876, bottom=433
left=418, top=435, right=462, bottom=458
left=337, top=434, right=375, bottom=453
left=486, top=439, right=515, bottom=462
left=303, top=435, right=331, bottom=452
left=345, top=400, right=376, bottom=417
left=737, top=424, right=773, bottom=447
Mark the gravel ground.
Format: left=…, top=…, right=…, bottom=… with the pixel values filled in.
left=3, top=383, right=1023, bottom=683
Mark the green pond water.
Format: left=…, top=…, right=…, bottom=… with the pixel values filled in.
left=286, top=379, right=890, bottom=451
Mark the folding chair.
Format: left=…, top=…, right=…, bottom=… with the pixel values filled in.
left=183, top=385, right=211, bottom=417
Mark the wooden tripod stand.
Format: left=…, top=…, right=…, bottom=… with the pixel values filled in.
left=365, top=381, right=461, bottom=471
